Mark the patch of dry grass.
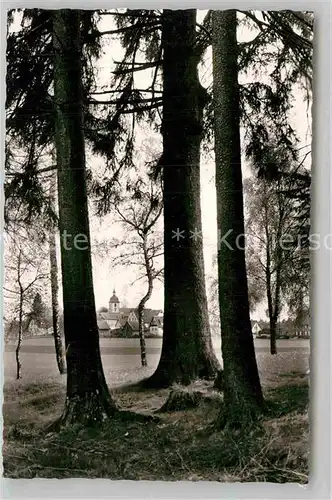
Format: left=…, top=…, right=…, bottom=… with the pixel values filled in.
left=2, top=370, right=309, bottom=482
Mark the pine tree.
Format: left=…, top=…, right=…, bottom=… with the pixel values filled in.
left=53, top=9, right=117, bottom=425
left=212, top=9, right=264, bottom=427
left=6, top=8, right=312, bottom=395
left=146, top=9, right=220, bottom=387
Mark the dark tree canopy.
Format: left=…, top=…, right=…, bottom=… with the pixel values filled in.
left=6, top=9, right=313, bottom=224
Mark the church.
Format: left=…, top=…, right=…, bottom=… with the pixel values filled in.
left=97, top=289, right=163, bottom=338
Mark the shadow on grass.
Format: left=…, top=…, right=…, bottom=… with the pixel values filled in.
left=266, top=383, right=309, bottom=418
left=3, top=380, right=309, bottom=482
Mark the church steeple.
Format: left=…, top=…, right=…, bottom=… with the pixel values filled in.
left=109, top=288, right=120, bottom=313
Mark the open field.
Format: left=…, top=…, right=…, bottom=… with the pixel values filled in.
left=3, top=338, right=310, bottom=482
left=3, top=336, right=310, bottom=383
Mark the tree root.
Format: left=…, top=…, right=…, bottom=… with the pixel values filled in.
left=157, top=387, right=202, bottom=412
left=45, top=393, right=159, bottom=434
left=215, top=401, right=264, bottom=431
left=155, top=384, right=223, bottom=413
left=142, top=367, right=218, bottom=390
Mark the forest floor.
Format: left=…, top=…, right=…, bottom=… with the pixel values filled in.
left=3, top=351, right=309, bottom=482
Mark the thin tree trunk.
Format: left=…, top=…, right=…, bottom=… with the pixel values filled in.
left=212, top=10, right=264, bottom=428
left=270, top=320, right=277, bottom=354
left=266, top=250, right=277, bottom=355
left=146, top=9, right=220, bottom=388
left=49, top=170, right=67, bottom=374
left=16, top=249, right=24, bottom=379
left=270, top=272, right=281, bottom=355
left=137, top=236, right=153, bottom=367
left=16, top=290, right=23, bottom=380
left=138, top=304, right=147, bottom=367
left=269, top=273, right=281, bottom=356
left=53, top=9, right=116, bottom=426
left=265, top=202, right=283, bottom=355
left=269, top=193, right=284, bottom=355
left=49, top=222, right=67, bottom=374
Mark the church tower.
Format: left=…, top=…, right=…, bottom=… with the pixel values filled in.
left=109, top=289, right=120, bottom=314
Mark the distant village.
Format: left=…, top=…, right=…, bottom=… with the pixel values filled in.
left=96, top=293, right=311, bottom=339
left=4, top=289, right=310, bottom=340
left=251, top=318, right=311, bottom=339
left=96, top=290, right=164, bottom=338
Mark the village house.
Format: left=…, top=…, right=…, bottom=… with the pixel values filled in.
left=251, top=321, right=261, bottom=337
left=97, top=289, right=163, bottom=338
left=250, top=316, right=311, bottom=339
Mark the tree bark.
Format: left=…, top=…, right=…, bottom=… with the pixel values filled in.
left=53, top=9, right=117, bottom=425
left=138, top=302, right=147, bottom=367
left=271, top=267, right=281, bottom=354
left=15, top=250, right=24, bottom=380
left=137, top=236, right=153, bottom=367
left=270, top=320, right=277, bottom=354
left=271, top=198, right=284, bottom=354
left=266, top=235, right=278, bottom=355
left=267, top=272, right=279, bottom=356
left=212, top=10, right=264, bottom=428
left=146, top=9, right=220, bottom=388
left=49, top=171, right=67, bottom=374
left=265, top=192, right=283, bottom=355
left=16, top=288, right=23, bottom=380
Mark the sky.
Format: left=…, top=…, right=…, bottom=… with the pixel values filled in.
left=87, top=11, right=312, bottom=320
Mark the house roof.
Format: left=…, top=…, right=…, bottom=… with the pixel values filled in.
left=98, top=307, right=163, bottom=324
left=116, top=316, right=129, bottom=328
left=99, top=312, right=108, bottom=320
left=118, top=308, right=163, bottom=323
left=99, top=312, right=119, bottom=321
left=97, top=319, right=110, bottom=330
left=150, top=316, right=163, bottom=327
left=123, top=320, right=139, bottom=332
left=119, top=308, right=134, bottom=315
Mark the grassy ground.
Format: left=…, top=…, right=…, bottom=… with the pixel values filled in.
left=2, top=351, right=309, bottom=482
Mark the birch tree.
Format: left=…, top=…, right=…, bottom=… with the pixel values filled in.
left=48, top=170, right=66, bottom=374
left=4, top=232, right=48, bottom=379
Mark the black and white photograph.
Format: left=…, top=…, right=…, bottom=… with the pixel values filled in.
left=3, top=8, right=313, bottom=484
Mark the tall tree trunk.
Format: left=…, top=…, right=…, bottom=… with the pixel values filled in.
left=146, top=9, right=220, bottom=388
left=212, top=10, right=264, bottom=428
left=49, top=171, right=67, bottom=374
left=53, top=9, right=117, bottom=425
